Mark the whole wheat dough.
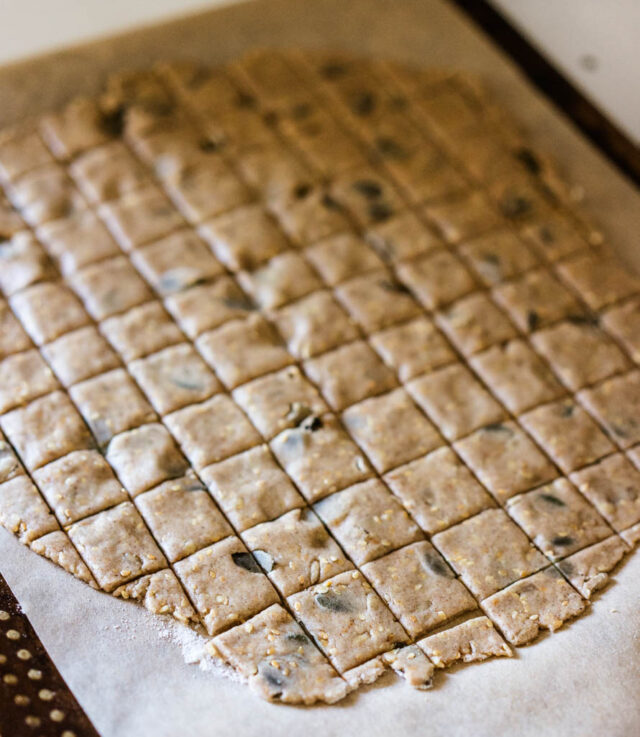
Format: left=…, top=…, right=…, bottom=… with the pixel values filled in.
left=0, top=49, right=637, bottom=705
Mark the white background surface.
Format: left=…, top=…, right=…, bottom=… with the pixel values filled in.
left=0, top=0, right=638, bottom=143
left=490, top=0, right=640, bottom=144
left=0, top=0, right=236, bottom=63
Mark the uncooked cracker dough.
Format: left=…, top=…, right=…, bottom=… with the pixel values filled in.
left=0, top=49, right=638, bottom=705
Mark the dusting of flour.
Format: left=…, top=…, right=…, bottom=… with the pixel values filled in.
left=103, top=607, right=244, bottom=684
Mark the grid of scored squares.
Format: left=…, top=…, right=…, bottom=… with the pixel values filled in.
left=0, top=48, right=639, bottom=699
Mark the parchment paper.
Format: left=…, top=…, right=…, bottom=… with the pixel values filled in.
left=1, top=1, right=639, bottom=735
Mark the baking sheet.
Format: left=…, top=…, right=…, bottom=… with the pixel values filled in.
left=1, top=1, right=639, bottom=735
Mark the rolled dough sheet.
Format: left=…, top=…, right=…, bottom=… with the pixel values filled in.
left=2, top=529, right=639, bottom=737
left=1, top=0, right=639, bottom=735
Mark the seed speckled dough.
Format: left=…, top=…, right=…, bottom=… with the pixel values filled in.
left=0, top=49, right=636, bottom=705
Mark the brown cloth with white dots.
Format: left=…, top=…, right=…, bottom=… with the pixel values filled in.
left=0, top=573, right=99, bottom=737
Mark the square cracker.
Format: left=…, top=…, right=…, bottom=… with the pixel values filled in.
left=329, top=166, right=406, bottom=228
left=342, top=388, right=442, bottom=473
left=37, top=209, right=120, bottom=276
left=136, top=474, right=231, bottom=562
left=557, top=253, right=640, bottom=311
left=0, top=232, right=54, bottom=297
left=100, top=301, right=183, bottom=363
left=482, top=567, right=586, bottom=645
left=200, top=203, right=289, bottom=271
left=578, top=371, right=640, bottom=449
left=506, top=478, right=611, bottom=561
left=279, top=108, right=366, bottom=180
left=305, top=232, right=384, bottom=286
left=164, top=276, right=255, bottom=339
left=314, top=478, right=422, bottom=565
left=0, top=391, right=93, bottom=470
left=335, top=270, right=422, bottom=333
left=493, top=268, right=581, bottom=333
left=237, top=251, right=322, bottom=311
left=433, top=508, right=547, bottom=599
left=384, top=446, right=494, bottom=535
left=196, top=314, right=292, bottom=389
left=0, top=475, right=58, bottom=544
left=9, top=281, right=90, bottom=345
left=408, top=363, right=505, bottom=441
left=0, top=350, right=59, bottom=414
left=384, top=136, right=466, bottom=204
left=69, top=255, right=152, bottom=320
left=556, top=536, right=629, bottom=599
left=570, top=453, right=640, bottom=533
left=236, top=141, right=312, bottom=199
left=202, top=444, right=303, bottom=531
left=469, top=338, right=564, bottom=415
left=288, top=570, right=407, bottom=672
left=70, top=368, right=157, bottom=448
left=70, top=141, right=149, bottom=204
left=396, top=249, right=476, bottom=310
left=241, top=507, right=352, bottom=596
left=267, top=181, right=351, bottom=246
left=165, top=394, right=261, bottom=470
left=418, top=616, right=511, bottom=668
left=9, top=164, right=87, bottom=226
left=132, top=229, right=224, bottom=295
left=436, top=292, right=517, bottom=357
left=364, top=211, right=441, bottom=264
left=130, top=112, right=223, bottom=175
left=163, top=156, right=249, bottom=224
left=233, top=365, right=328, bottom=440
left=519, top=399, right=615, bottom=474
left=99, top=185, right=184, bottom=250
left=519, top=209, right=588, bottom=264
left=361, top=541, right=476, bottom=638
left=106, top=423, right=189, bottom=496
left=424, top=189, right=499, bottom=244
left=174, top=536, right=279, bottom=636
left=457, top=229, right=537, bottom=287
left=213, top=604, right=347, bottom=705
left=68, top=501, right=166, bottom=592
left=33, top=449, right=127, bottom=525
left=531, top=318, right=628, bottom=391
left=304, top=340, right=397, bottom=411
left=129, top=343, right=222, bottom=415
left=270, top=414, right=371, bottom=503
left=42, top=326, right=121, bottom=387
left=454, top=421, right=557, bottom=501
left=273, top=290, right=360, bottom=360
left=370, top=316, right=456, bottom=382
